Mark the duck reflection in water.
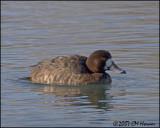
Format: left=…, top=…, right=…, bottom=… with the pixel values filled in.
left=31, top=84, right=126, bottom=110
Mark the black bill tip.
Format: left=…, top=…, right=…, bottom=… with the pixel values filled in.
left=120, top=70, right=126, bottom=74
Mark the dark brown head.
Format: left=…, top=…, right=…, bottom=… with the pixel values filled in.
left=86, top=50, right=126, bottom=74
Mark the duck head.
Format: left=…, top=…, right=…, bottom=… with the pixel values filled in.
left=86, top=50, right=126, bottom=74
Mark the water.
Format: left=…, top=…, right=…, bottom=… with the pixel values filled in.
left=1, top=1, right=159, bottom=127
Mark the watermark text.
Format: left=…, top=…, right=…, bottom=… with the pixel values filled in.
left=113, top=121, right=156, bottom=127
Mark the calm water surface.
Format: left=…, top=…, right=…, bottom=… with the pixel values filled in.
left=1, top=1, right=159, bottom=127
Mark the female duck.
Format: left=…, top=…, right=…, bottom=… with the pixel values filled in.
left=29, top=50, right=126, bottom=85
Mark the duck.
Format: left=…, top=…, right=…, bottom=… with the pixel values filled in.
left=28, top=50, right=126, bottom=85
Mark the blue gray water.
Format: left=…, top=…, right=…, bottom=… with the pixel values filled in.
left=1, top=1, right=159, bottom=127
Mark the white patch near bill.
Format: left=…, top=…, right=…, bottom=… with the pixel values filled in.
left=105, top=59, right=113, bottom=68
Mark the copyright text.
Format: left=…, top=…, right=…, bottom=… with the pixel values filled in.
left=113, top=121, right=155, bottom=127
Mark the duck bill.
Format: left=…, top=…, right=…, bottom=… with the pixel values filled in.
left=105, top=59, right=126, bottom=74
left=110, top=61, right=126, bottom=74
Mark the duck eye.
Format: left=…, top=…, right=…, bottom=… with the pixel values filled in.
left=101, top=57, right=106, bottom=61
